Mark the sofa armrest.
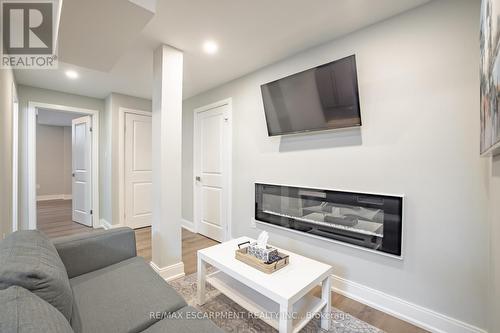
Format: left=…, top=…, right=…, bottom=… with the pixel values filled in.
left=52, top=227, right=137, bottom=278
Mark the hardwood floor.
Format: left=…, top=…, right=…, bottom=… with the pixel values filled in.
left=135, top=226, right=152, bottom=261
left=322, top=291, right=426, bottom=333
left=36, top=199, right=427, bottom=333
left=133, top=226, right=218, bottom=275
left=36, top=200, right=217, bottom=273
left=37, top=200, right=95, bottom=238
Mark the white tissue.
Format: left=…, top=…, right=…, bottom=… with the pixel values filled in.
left=256, top=231, right=269, bottom=249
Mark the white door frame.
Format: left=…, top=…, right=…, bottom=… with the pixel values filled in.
left=193, top=98, right=232, bottom=241
left=12, top=83, right=18, bottom=232
left=27, top=102, right=100, bottom=230
left=118, top=107, right=152, bottom=228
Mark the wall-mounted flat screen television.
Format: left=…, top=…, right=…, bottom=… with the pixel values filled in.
left=260, top=55, right=361, bottom=136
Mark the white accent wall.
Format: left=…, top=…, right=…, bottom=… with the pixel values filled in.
left=0, top=67, right=16, bottom=237
left=64, top=127, right=72, bottom=195
left=182, top=0, right=488, bottom=331
left=36, top=124, right=72, bottom=198
left=488, top=155, right=500, bottom=333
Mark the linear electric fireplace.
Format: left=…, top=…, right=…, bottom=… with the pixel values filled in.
left=255, top=183, right=404, bottom=257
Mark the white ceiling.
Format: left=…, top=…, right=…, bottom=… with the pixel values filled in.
left=57, top=0, right=154, bottom=72
left=37, top=108, right=86, bottom=126
left=15, top=0, right=432, bottom=100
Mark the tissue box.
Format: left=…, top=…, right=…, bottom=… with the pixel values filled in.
left=247, top=242, right=279, bottom=262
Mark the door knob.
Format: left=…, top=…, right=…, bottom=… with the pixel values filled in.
left=195, top=176, right=201, bottom=182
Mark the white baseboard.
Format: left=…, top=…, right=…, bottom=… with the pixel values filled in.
left=182, top=219, right=195, bottom=232
left=150, top=261, right=185, bottom=282
left=100, top=219, right=111, bottom=229
left=100, top=219, right=124, bottom=230
left=37, top=194, right=72, bottom=201
left=331, top=275, right=487, bottom=333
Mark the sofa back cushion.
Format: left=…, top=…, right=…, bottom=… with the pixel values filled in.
left=0, top=230, right=73, bottom=321
left=0, top=286, right=74, bottom=333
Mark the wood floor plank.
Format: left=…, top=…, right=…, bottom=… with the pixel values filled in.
left=37, top=200, right=94, bottom=237
left=36, top=199, right=427, bottom=333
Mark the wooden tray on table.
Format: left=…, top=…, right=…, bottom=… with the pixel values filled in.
left=235, top=242, right=289, bottom=274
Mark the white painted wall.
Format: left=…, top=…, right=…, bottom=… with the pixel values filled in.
left=36, top=124, right=72, bottom=197
left=488, top=155, right=500, bottom=333
left=102, top=95, right=112, bottom=224
left=0, top=67, right=16, bottom=237
left=101, top=92, right=151, bottom=225
left=63, top=127, right=72, bottom=195
left=182, top=0, right=488, bottom=330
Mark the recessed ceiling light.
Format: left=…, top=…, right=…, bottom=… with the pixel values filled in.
left=203, top=40, right=218, bottom=54
left=65, top=70, right=79, bottom=79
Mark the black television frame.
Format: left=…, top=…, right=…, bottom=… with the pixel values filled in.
left=260, top=54, right=362, bottom=137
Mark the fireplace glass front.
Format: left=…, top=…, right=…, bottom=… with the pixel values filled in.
left=255, top=183, right=403, bottom=257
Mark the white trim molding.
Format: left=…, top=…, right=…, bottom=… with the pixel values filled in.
left=182, top=219, right=195, bottom=232
left=331, top=275, right=487, bottom=333
left=37, top=194, right=72, bottom=201
left=100, top=219, right=111, bottom=229
left=100, top=219, right=123, bottom=230
left=12, top=82, right=18, bottom=232
left=150, top=261, right=185, bottom=282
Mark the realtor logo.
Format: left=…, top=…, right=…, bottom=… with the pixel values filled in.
left=1, top=0, right=58, bottom=68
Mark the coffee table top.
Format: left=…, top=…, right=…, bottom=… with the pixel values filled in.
left=198, top=236, right=333, bottom=304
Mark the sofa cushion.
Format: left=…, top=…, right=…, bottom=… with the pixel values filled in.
left=141, top=306, right=223, bottom=333
left=0, top=230, right=73, bottom=321
left=70, top=256, right=187, bottom=333
left=0, top=286, right=73, bottom=333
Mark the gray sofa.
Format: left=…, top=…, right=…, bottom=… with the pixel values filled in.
left=0, top=228, right=223, bottom=333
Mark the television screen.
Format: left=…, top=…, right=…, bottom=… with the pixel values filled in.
left=261, top=55, right=361, bottom=136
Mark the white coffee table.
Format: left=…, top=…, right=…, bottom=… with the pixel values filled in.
left=197, top=237, right=333, bottom=333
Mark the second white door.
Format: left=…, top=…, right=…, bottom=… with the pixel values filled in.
left=72, top=116, right=92, bottom=226
left=125, top=112, right=152, bottom=229
left=194, top=101, right=231, bottom=242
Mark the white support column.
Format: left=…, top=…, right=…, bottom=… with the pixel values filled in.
left=151, top=44, right=185, bottom=280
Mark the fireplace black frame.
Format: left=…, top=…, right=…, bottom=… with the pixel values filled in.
left=255, top=183, right=404, bottom=258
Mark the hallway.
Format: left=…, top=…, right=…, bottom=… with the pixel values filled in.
left=36, top=199, right=218, bottom=274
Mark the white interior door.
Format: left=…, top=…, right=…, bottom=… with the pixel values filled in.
left=195, top=103, right=231, bottom=242
left=72, top=116, right=92, bottom=226
left=124, top=113, right=152, bottom=229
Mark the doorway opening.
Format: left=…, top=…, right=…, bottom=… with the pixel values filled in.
left=27, top=102, right=100, bottom=234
